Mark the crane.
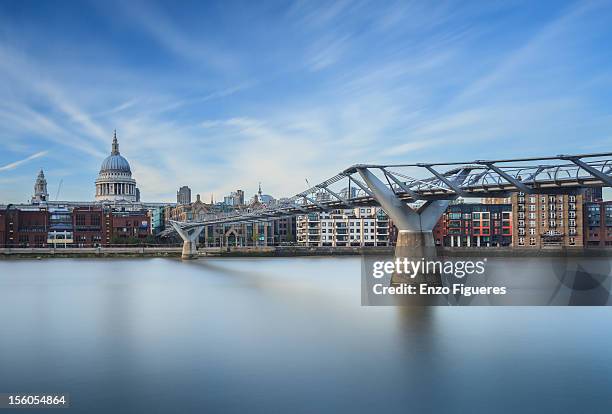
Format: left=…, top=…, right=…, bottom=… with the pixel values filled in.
left=55, top=179, right=63, bottom=201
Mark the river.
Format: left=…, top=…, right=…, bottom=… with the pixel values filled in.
left=0, top=257, right=611, bottom=413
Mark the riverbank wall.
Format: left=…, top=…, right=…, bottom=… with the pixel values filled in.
left=2, top=246, right=612, bottom=258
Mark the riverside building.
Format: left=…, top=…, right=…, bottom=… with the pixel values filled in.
left=511, top=192, right=583, bottom=248
left=0, top=205, right=150, bottom=248
left=434, top=203, right=513, bottom=247
left=296, top=207, right=391, bottom=247
left=0, top=130, right=158, bottom=247
left=583, top=200, right=612, bottom=247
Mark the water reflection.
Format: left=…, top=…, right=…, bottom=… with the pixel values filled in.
left=0, top=258, right=611, bottom=413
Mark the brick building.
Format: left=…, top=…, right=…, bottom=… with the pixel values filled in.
left=0, top=205, right=150, bottom=247
left=433, top=203, right=512, bottom=247
left=511, top=192, right=583, bottom=248
left=583, top=201, right=612, bottom=247
left=107, top=210, right=151, bottom=244
left=0, top=206, right=49, bottom=247
left=73, top=207, right=106, bottom=247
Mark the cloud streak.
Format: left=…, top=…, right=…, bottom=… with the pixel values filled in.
left=0, top=151, right=49, bottom=172
left=1, top=1, right=612, bottom=203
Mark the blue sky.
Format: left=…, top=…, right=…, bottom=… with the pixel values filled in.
left=1, top=0, right=612, bottom=203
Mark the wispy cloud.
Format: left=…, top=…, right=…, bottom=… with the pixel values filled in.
left=452, top=1, right=601, bottom=104
left=0, top=151, right=48, bottom=172
left=113, top=0, right=237, bottom=71
left=306, top=35, right=351, bottom=71
left=1, top=1, right=612, bottom=203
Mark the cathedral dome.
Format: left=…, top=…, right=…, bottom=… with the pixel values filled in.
left=99, top=131, right=131, bottom=173
left=100, top=153, right=131, bottom=173
left=95, top=130, right=138, bottom=203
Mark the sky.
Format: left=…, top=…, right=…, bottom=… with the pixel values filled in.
left=1, top=0, right=612, bottom=203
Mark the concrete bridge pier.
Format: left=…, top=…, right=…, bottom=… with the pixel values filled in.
left=170, top=221, right=205, bottom=259
left=356, top=168, right=462, bottom=286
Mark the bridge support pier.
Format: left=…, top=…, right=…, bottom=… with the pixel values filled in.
left=357, top=168, right=459, bottom=286
left=170, top=222, right=205, bottom=259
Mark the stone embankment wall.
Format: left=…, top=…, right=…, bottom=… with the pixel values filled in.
left=1, top=246, right=610, bottom=258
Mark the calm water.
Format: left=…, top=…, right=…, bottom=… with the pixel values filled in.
left=0, top=257, right=611, bottom=413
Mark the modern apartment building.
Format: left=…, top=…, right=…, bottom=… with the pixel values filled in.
left=296, top=207, right=391, bottom=247
left=481, top=197, right=511, bottom=205
left=150, top=206, right=166, bottom=235
left=583, top=201, right=612, bottom=247
left=434, top=203, right=512, bottom=247
left=511, top=192, right=583, bottom=247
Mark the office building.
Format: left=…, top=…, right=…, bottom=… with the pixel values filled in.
left=177, top=186, right=192, bottom=205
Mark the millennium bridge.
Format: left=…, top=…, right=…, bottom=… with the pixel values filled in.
left=169, top=152, right=612, bottom=258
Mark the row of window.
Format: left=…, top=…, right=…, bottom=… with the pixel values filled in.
left=518, top=211, right=576, bottom=219
left=448, top=212, right=511, bottom=220
left=517, top=195, right=577, bottom=203
left=75, top=214, right=102, bottom=226
left=518, top=204, right=576, bottom=212
left=318, top=228, right=381, bottom=233
left=517, top=219, right=577, bottom=227
left=321, top=235, right=378, bottom=241
left=517, top=236, right=577, bottom=246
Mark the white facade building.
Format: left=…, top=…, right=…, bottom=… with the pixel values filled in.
left=297, top=207, right=391, bottom=247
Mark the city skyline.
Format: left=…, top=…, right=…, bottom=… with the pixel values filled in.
left=2, top=0, right=612, bottom=203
